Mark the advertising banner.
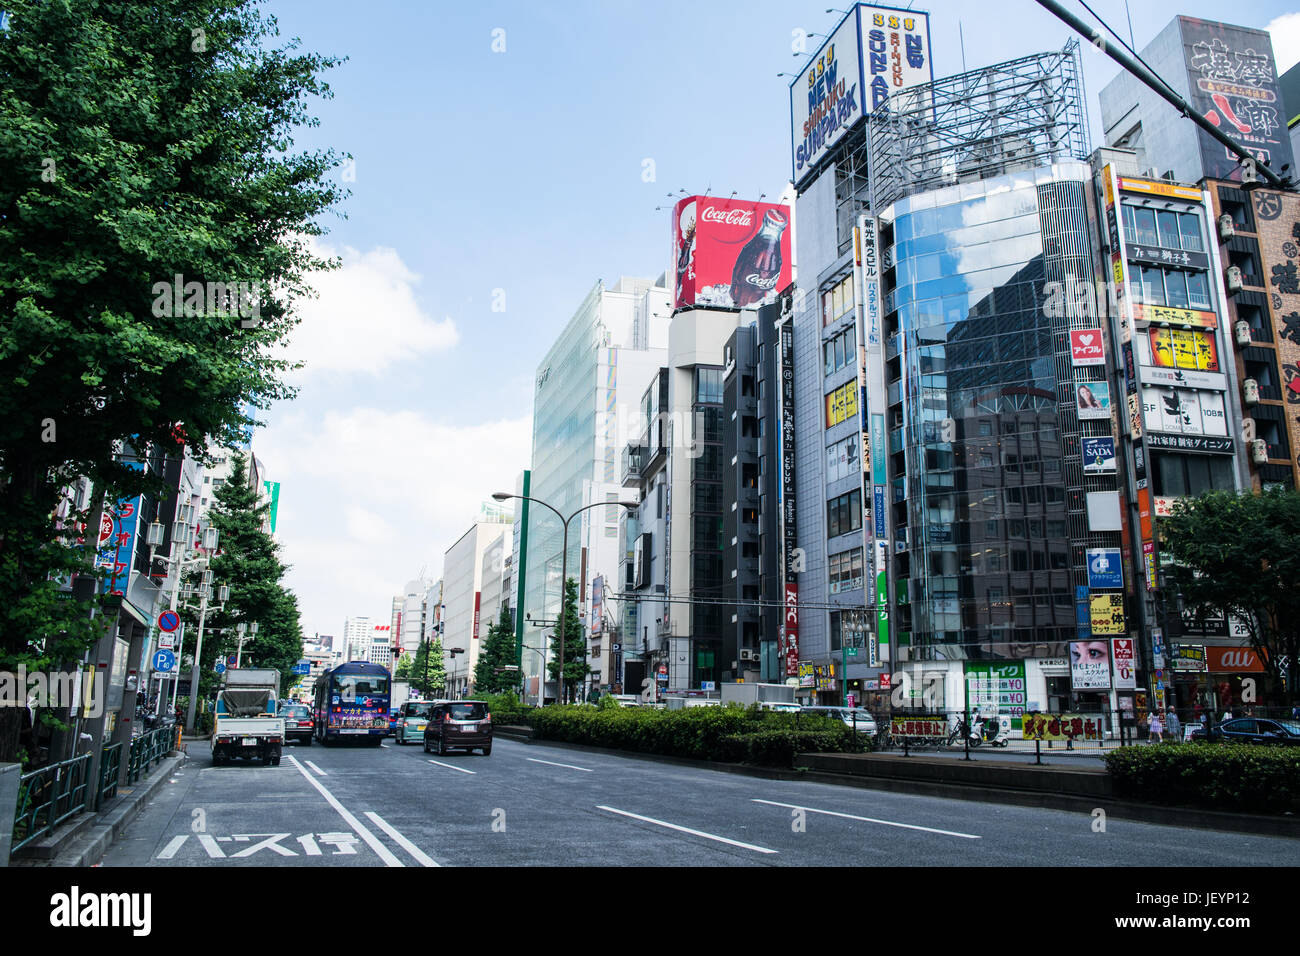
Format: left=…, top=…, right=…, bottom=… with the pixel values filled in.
left=95, top=458, right=146, bottom=597
left=889, top=716, right=947, bottom=739
left=1171, top=644, right=1207, bottom=672
left=1137, top=364, right=1226, bottom=391
left=825, top=379, right=859, bottom=428
left=1206, top=646, right=1266, bottom=672
left=1131, top=303, right=1217, bottom=330
left=1148, top=327, right=1219, bottom=371
left=1252, top=191, right=1300, bottom=474
left=673, top=196, right=791, bottom=310
left=1022, top=713, right=1105, bottom=741
left=1069, top=329, right=1105, bottom=366
left=791, top=5, right=933, bottom=186
left=1070, top=639, right=1113, bottom=689
left=963, top=661, right=1026, bottom=724
left=1112, top=638, right=1137, bottom=690
left=1086, top=548, right=1124, bottom=589
left=784, top=582, right=800, bottom=677
left=1142, top=387, right=1227, bottom=437
left=1088, top=595, right=1125, bottom=636
left=1146, top=434, right=1234, bottom=453
left=1179, top=17, right=1295, bottom=183
left=1075, top=381, right=1112, bottom=420
left=1081, top=436, right=1117, bottom=473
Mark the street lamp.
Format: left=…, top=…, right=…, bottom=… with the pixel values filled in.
left=492, top=492, right=638, bottom=704
left=181, top=578, right=228, bottom=732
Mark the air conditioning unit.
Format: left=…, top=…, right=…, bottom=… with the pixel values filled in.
left=740, top=648, right=756, bottom=662
left=1243, top=378, right=1259, bottom=405
left=1218, top=214, right=1235, bottom=240
left=1251, top=439, right=1269, bottom=464
left=1226, top=265, right=1244, bottom=293
left=1235, top=320, right=1252, bottom=346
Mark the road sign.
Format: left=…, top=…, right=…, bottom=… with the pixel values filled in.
left=846, top=647, right=860, bottom=658
left=227, top=655, right=238, bottom=666
left=159, top=633, right=175, bottom=650
left=612, top=643, right=621, bottom=652
left=153, top=649, right=176, bottom=672
left=292, top=660, right=310, bottom=675
left=701, top=681, right=715, bottom=691
left=158, top=609, right=180, bottom=633
left=215, top=659, right=226, bottom=674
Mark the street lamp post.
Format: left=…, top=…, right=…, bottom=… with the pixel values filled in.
left=147, top=510, right=218, bottom=723
left=493, top=492, right=638, bottom=705
left=183, top=582, right=229, bottom=732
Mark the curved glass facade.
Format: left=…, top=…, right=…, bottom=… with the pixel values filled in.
left=878, top=165, right=1107, bottom=660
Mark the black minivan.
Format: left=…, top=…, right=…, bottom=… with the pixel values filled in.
left=423, top=700, right=492, bottom=756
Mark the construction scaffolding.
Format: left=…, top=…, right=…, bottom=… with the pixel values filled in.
left=869, top=40, right=1091, bottom=213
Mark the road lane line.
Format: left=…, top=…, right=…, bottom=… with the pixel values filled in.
left=287, top=755, right=404, bottom=866
left=427, top=759, right=476, bottom=775
left=751, top=799, right=981, bottom=839
left=597, top=805, right=777, bottom=854
left=527, top=757, right=593, bottom=773
left=365, top=811, right=441, bottom=867
left=305, top=760, right=327, bottom=776
left=157, top=835, right=188, bottom=859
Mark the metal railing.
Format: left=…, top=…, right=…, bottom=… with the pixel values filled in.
left=128, top=723, right=176, bottom=784
left=11, top=753, right=92, bottom=854
left=98, top=741, right=122, bottom=806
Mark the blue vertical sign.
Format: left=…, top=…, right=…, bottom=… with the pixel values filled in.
left=96, top=459, right=145, bottom=596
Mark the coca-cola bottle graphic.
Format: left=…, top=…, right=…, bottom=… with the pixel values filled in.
left=729, top=209, right=787, bottom=307
left=675, top=201, right=696, bottom=307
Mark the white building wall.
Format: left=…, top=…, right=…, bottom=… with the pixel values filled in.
left=443, top=521, right=509, bottom=695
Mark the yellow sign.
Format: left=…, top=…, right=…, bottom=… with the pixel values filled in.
left=824, top=379, right=858, bottom=428
left=1022, top=713, right=1105, bottom=741
left=1131, top=303, right=1217, bottom=330
left=1090, top=594, right=1126, bottom=635
left=1117, top=177, right=1203, bottom=201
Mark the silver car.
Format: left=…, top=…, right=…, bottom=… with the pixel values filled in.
left=801, top=705, right=878, bottom=734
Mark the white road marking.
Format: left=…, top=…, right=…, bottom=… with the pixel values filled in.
left=365, top=811, right=441, bottom=867
left=305, top=760, right=327, bottom=776
left=751, top=799, right=981, bottom=839
left=288, top=755, right=404, bottom=866
left=527, top=757, right=593, bottom=773
left=157, top=835, right=188, bottom=859
left=427, top=759, right=476, bottom=775
left=597, top=805, right=777, bottom=854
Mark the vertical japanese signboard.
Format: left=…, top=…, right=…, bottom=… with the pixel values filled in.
left=780, top=322, right=799, bottom=676
left=855, top=214, right=889, bottom=667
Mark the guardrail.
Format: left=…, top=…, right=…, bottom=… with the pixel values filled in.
left=98, top=741, right=122, bottom=806
left=11, top=753, right=92, bottom=854
left=128, top=723, right=176, bottom=784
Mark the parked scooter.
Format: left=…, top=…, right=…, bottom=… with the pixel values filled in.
left=981, top=713, right=1011, bottom=747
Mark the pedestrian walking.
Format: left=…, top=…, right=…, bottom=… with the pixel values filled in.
left=1164, top=707, right=1181, bottom=743
left=1148, top=710, right=1164, bottom=744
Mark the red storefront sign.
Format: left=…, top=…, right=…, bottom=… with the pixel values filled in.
left=1206, top=646, right=1266, bottom=673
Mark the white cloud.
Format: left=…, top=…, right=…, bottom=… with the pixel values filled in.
left=284, top=242, right=459, bottom=376
left=256, top=407, right=531, bottom=638
left=1269, top=13, right=1300, bottom=73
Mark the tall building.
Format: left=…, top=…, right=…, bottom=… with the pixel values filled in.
left=521, top=277, right=670, bottom=701
left=342, top=615, right=373, bottom=662
left=442, top=506, right=512, bottom=697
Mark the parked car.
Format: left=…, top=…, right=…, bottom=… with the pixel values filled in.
left=277, top=702, right=313, bottom=747
left=394, top=700, right=435, bottom=745
left=801, top=705, right=878, bottom=735
left=1189, top=717, right=1300, bottom=745
left=423, top=700, right=492, bottom=756
left=387, top=710, right=400, bottom=737
left=759, top=701, right=802, bottom=713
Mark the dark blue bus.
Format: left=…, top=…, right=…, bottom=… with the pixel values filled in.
left=313, top=661, right=390, bottom=745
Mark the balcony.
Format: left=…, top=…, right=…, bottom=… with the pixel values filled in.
left=622, top=445, right=645, bottom=484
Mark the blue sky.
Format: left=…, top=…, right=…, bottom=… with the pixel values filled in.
left=252, top=0, right=1300, bottom=641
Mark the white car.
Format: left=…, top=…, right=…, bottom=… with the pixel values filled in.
left=801, top=705, right=878, bottom=734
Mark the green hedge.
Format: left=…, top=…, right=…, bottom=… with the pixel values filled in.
left=526, top=704, right=865, bottom=766
left=1104, top=743, right=1300, bottom=814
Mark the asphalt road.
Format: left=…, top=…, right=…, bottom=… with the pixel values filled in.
left=101, top=735, right=1300, bottom=867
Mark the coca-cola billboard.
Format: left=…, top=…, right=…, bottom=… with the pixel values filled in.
left=673, top=195, right=792, bottom=311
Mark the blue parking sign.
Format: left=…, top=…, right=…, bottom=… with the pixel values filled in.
left=153, top=649, right=176, bottom=672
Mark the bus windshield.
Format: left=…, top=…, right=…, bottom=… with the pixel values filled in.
left=337, top=675, right=389, bottom=701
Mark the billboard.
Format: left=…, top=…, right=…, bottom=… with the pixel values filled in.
left=1088, top=594, right=1125, bottom=636
left=825, top=379, right=859, bottom=428
left=1112, top=638, right=1137, bottom=690
left=790, top=4, right=933, bottom=186
left=1069, top=640, right=1113, bottom=690
left=1253, top=190, right=1300, bottom=475
left=1081, top=437, right=1116, bottom=473
left=1069, top=329, right=1105, bottom=366
left=1075, top=381, right=1112, bottom=420
left=1086, top=548, right=1124, bottom=590
left=673, top=197, right=791, bottom=311
left=1148, top=328, right=1219, bottom=372
left=1179, top=17, right=1295, bottom=183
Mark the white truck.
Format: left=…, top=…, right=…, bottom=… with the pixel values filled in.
left=211, top=668, right=285, bottom=766
left=720, top=682, right=797, bottom=708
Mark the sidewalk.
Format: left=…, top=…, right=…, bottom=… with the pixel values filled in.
left=10, top=738, right=199, bottom=867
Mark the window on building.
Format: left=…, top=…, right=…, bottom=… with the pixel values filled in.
left=1186, top=271, right=1210, bottom=309
left=1153, top=453, right=1235, bottom=497
left=1157, top=210, right=1181, bottom=250
left=696, top=367, right=724, bottom=404
left=1178, top=213, right=1203, bottom=252
left=1164, top=269, right=1189, bottom=308
left=1132, top=207, right=1158, bottom=246
left=826, top=489, right=862, bottom=538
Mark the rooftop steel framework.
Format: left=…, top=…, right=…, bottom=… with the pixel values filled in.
left=869, top=40, right=1091, bottom=212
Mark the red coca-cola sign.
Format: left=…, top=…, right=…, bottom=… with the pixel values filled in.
left=673, top=195, right=792, bottom=311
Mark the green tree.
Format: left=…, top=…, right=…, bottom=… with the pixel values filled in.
left=408, top=637, right=445, bottom=699
left=474, top=603, right=519, bottom=695
left=546, top=578, right=587, bottom=704
left=201, top=453, right=303, bottom=695
left=1162, top=487, right=1300, bottom=706
left=0, top=0, right=346, bottom=761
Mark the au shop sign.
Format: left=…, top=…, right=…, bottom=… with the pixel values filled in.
left=1070, top=329, right=1105, bottom=366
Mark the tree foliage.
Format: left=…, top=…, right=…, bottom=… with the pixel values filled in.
left=407, top=637, right=445, bottom=699
left=546, top=578, right=587, bottom=704
left=0, top=0, right=346, bottom=761
left=193, top=453, right=302, bottom=696
left=1162, top=487, right=1300, bottom=704
left=473, top=603, right=518, bottom=695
